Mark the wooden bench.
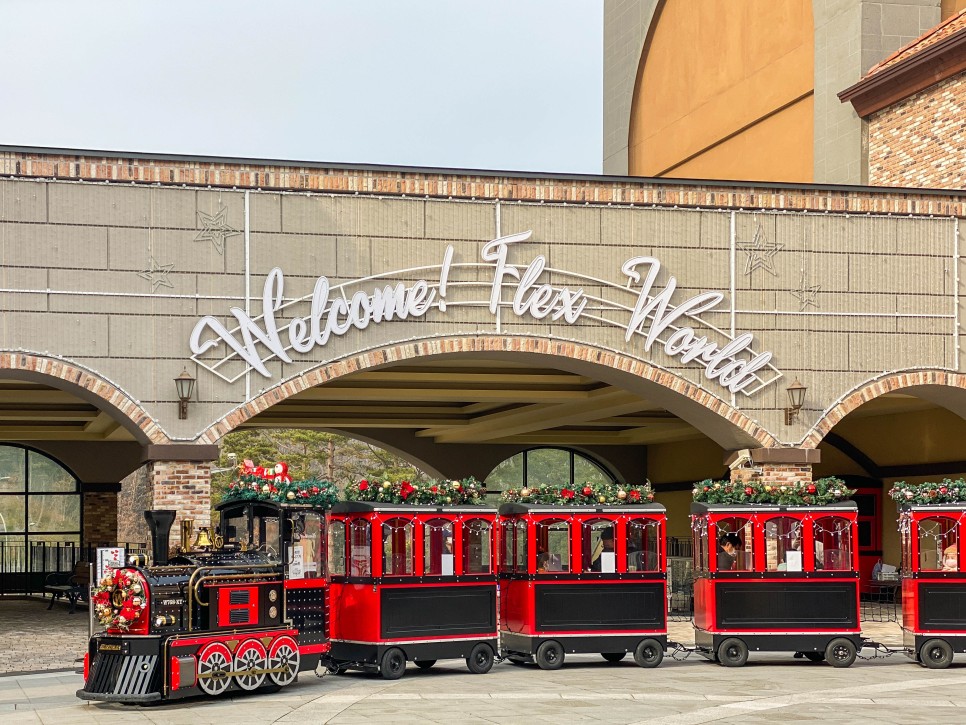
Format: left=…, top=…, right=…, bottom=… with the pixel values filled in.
left=44, top=561, right=90, bottom=614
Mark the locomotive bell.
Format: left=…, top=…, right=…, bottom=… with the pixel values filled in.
left=193, top=526, right=214, bottom=549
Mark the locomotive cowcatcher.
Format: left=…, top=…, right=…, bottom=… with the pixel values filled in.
left=497, top=502, right=668, bottom=669
left=691, top=501, right=861, bottom=666
left=323, top=501, right=498, bottom=679
left=78, top=499, right=328, bottom=703
left=900, top=502, right=966, bottom=668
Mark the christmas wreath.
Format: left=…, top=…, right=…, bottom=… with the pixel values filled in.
left=500, top=481, right=654, bottom=505
left=889, top=479, right=966, bottom=505
left=224, top=474, right=340, bottom=509
left=692, top=477, right=854, bottom=506
left=91, top=568, right=148, bottom=631
left=345, top=477, right=485, bottom=505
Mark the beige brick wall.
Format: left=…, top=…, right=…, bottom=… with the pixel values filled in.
left=869, top=73, right=966, bottom=188
left=730, top=463, right=814, bottom=486
left=149, top=461, right=211, bottom=551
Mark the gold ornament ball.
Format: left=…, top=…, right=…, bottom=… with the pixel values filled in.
left=617, top=490, right=627, bottom=500
left=261, top=484, right=271, bottom=493
left=286, top=491, right=296, bottom=500
left=599, top=495, right=607, bottom=503
left=521, top=488, right=531, bottom=497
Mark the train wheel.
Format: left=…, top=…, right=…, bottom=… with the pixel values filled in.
left=380, top=648, right=407, bottom=680
left=717, top=638, right=748, bottom=667
left=601, top=652, right=627, bottom=663
left=197, top=642, right=233, bottom=696
left=466, top=643, right=494, bottom=674
left=920, top=639, right=953, bottom=669
left=414, top=659, right=437, bottom=670
left=234, top=639, right=268, bottom=691
left=634, top=639, right=664, bottom=668
left=268, top=636, right=300, bottom=687
left=825, top=638, right=857, bottom=668
left=535, top=640, right=564, bottom=670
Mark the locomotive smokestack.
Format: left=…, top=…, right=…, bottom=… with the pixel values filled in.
left=143, top=510, right=176, bottom=566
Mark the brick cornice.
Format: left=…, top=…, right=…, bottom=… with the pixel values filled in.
left=838, top=26, right=966, bottom=117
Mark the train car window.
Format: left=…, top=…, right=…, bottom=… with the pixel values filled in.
left=764, top=517, right=803, bottom=572
left=535, top=519, right=570, bottom=573
left=918, top=516, right=958, bottom=572
left=222, top=508, right=249, bottom=549
left=289, top=512, right=323, bottom=578
left=627, top=518, right=661, bottom=572
left=715, top=517, right=753, bottom=571
left=423, top=518, right=454, bottom=576
left=252, top=514, right=281, bottom=558
left=382, top=518, right=414, bottom=576
left=328, top=520, right=346, bottom=576
left=900, top=513, right=913, bottom=573
left=514, top=520, right=528, bottom=573
left=582, top=519, right=616, bottom=573
left=463, top=519, right=492, bottom=574
left=502, top=519, right=514, bottom=571
left=692, top=517, right=709, bottom=574
left=349, top=519, right=371, bottom=577
left=813, top=516, right=852, bottom=571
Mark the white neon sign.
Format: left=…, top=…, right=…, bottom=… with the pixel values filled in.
left=189, top=230, right=779, bottom=395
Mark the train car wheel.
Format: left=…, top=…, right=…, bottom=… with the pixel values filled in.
left=268, top=636, right=300, bottom=686
left=466, top=643, right=494, bottom=674
left=601, top=652, right=627, bottom=663
left=717, top=638, right=749, bottom=667
left=414, top=659, right=436, bottom=670
left=824, top=638, right=857, bottom=668
left=197, top=642, right=234, bottom=696
left=535, top=640, right=564, bottom=670
left=634, top=639, right=664, bottom=668
left=380, top=648, right=407, bottom=680
left=920, top=639, right=953, bottom=669
left=234, top=639, right=268, bottom=691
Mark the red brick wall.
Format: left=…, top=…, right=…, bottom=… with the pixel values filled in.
left=149, top=461, right=211, bottom=552
left=82, top=492, right=118, bottom=546
left=869, top=74, right=966, bottom=189
left=730, top=463, right=813, bottom=486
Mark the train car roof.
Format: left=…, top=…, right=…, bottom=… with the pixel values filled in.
left=498, top=502, right=666, bottom=516
left=330, top=501, right=496, bottom=515
left=900, top=502, right=966, bottom=512
left=690, top=501, right=858, bottom=514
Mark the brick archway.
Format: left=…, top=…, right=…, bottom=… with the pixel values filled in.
left=0, top=352, right=169, bottom=444
left=198, top=336, right=778, bottom=447
left=804, top=369, right=966, bottom=449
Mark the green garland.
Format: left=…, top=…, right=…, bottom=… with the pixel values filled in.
left=500, top=481, right=654, bottom=505
left=344, top=477, right=486, bottom=506
left=889, top=479, right=966, bottom=505
left=224, top=474, right=340, bottom=509
left=692, top=477, right=854, bottom=506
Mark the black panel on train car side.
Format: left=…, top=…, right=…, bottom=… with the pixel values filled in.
left=918, top=583, right=966, bottom=631
left=714, top=582, right=858, bottom=629
left=380, top=586, right=496, bottom=638
left=534, top=583, right=665, bottom=631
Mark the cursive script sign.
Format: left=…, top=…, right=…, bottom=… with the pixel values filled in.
left=189, top=231, right=778, bottom=395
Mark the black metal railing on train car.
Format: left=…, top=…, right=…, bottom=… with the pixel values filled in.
left=0, top=540, right=148, bottom=596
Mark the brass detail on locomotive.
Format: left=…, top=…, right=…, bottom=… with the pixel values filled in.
left=193, top=526, right=214, bottom=549
left=180, top=519, right=194, bottom=553
left=268, top=590, right=278, bottom=602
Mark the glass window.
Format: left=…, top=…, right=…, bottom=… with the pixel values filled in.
left=813, top=516, right=852, bottom=571
left=583, top=519, right=616, bottom=573
left=0, top=447, right=25, bottom=492
left=382, top=518, right=414, bottom=576
left=483, top=448, right=614, bottom=500
left=28, top=494, right=80, bottom=532
left=693, top=517, right=709, bottom=574
left=628, top=518, right=661, bottom=572
left=349, top=519, right=370, bottom=577
left=502, top=520, right=514, bottom=571
left=526, top=449, right=569, bottom=482
left=715, top=517, right=753, bottom=572
left=900, top=514, right=913, bottom=574
left=252, top=514, right=280, bottom=556
left=463, top=519, right=491, bottom=574
left=222, top=510, right=249, bottom=548
left=514, top=520, right=528, bottom=573
left=290, top=512, right=322, bottom=578
left=328, top=520, right=346, bottom=576
left=536, top=519, right=570, bottom=572
left=918, top=516, right=957, bottom=572
left=28, top=451, right=75, bottom=492
left=764, top=517, right=803, bottom=572
left=423, top=518, right=454, bottom=576
left=573, top=456, right=610, bottom=486
left=0, top=496, right=25, bottom=533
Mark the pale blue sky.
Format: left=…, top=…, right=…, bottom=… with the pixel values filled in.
left=0, top=0, right=603, bottom=173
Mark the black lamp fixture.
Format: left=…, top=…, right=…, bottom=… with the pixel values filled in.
left=784, top=377, right=807, bottom=425
left=174, top=367, right=196, bottom=420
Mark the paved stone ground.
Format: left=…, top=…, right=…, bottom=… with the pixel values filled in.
left=0, top=598, right=89, bottom=675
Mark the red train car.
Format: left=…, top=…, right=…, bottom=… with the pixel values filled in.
left=325, top=501, right=498, bottom=678
left=691, top=501, right=861, bottom=667
left=498, top=502, right=668, bottom=669
left=899, top=502, right=966, bottom=668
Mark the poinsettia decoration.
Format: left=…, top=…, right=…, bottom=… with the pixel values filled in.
left=224, top=473, right=339, bottom=509
left=889, top=479, right=966, bottom=505
left=345, top=477, right=486, bottom=505
left=500, top=481, right=654, bottom=505
left=692, top=477, right=854, bottom=506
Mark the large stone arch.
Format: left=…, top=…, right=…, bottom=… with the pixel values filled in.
left=198, top=336, right=778, bottom=450
left=805, top=369, right=966, bottom=449
left=0, top=352, right=169, bottom=445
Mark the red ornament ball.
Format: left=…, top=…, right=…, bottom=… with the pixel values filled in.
left=582, top=486, right=593, bottom=497
left=359, top=481, right=369, bottom=491
left=744, top=487, right=753, bottom=496
left=940, top=487, right=948, bottom=494
left=806, top=484, right=817, bottom=494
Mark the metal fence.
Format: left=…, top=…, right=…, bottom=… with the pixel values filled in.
left=0, top=540, right=148, bottom=595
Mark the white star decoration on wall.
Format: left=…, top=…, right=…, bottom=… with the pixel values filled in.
left=738, top=221, right=783, bottom=276
left=790, top=270, right=822, bottom=310
left=194, top=207, right=240, bottom=255
left=137, top=256, right=175, bottom=291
